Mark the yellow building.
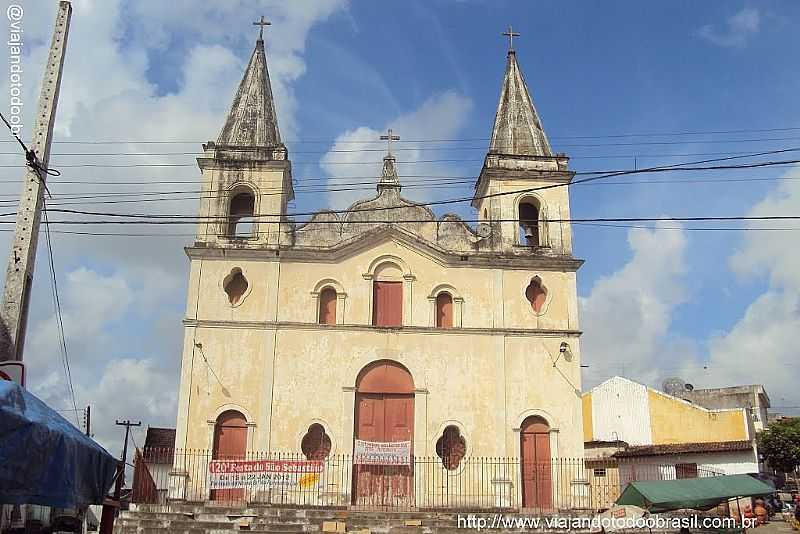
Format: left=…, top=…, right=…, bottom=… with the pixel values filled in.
left=582, top=377, right=757, bottom=509
left=170, top=30, right=586, bottom=509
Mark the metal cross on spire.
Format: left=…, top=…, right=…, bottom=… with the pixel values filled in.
left=380, top=128, right=400, bottom=157
left=502, top=25, right=520, bottom=52
left=253, top=16, right=271, bottom=40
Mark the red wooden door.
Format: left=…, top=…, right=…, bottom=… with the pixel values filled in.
left=353, top=393, right=414, bottom=506
left=373, top=281, right=402, bottom=327
left=319, top=287, right=337, bottom=324
left=383, top=395, right=414, bottom=503
left=354, top=394, right=385, bottom=504
left=211, top=411, right=248, bottom=501
left=521, top=418, right=552, bottom=509
left=436, top=293, right=453, bottom=328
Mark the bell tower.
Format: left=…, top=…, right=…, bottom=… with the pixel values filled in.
left=195, top=18, right=294, bottom=248
left=473, top=28, right=575, bottom=255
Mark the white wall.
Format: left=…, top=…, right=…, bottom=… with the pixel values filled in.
left=591, top=377, right=652, bottom=446
left=618, top=448, right=759, bottom=486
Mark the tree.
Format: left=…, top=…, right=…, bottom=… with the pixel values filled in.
left=757, top=418, right=800, bottom=474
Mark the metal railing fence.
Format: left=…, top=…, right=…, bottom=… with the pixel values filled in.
left=132, top=448, right=722, bottom=512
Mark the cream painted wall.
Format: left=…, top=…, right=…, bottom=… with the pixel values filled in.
left=187, top=240, right=580, bottom=331
left=175, top=235, right=585, bottom=460
left=647, top=390, right=750, bottom=444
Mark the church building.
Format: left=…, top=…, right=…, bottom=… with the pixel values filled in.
left=172, top=25, right=585, bottom=509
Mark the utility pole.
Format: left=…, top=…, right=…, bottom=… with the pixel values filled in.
left=0, top=1, right=72, bottom=361
left=99, top=420, right=141, bottom=534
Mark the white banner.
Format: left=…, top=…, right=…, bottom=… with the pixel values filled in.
left=353, top=440, right=411, bottom=465
left=208, top=459, right=322, bottom=490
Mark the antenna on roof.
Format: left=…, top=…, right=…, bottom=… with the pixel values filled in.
left=662, top=377, right=686, bottom=396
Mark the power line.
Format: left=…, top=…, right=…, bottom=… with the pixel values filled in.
left=2, top=125, right=800, bottom=145
left=0, top=214, right=796, bottom=227
left=42, top=200, right=79, bottom=427
left=5, top=152, right=795, bottom=221
left=0, top=221, right=796, bottom=239
left=0, top=135, right=798, bottom=156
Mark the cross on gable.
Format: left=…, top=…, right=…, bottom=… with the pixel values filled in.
left=502, top=25, right=520, bottom=51
left=380, top=128, right=400, bottom=157
left=253, top=16, right=271, bottom=40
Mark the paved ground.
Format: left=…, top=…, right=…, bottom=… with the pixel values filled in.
left=755, top=518, right=796, bottom=534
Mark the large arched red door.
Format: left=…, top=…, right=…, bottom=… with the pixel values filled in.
left=211, top=410, right=248, bottom=501
left=520, top=416, right=552, bottom=510
left=353, top=361, right=414, bottom=507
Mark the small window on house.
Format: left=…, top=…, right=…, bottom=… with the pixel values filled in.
left=525, top=276, right=547, bottom=314
left=318, top=287, right=337, bottom=325
left=436, top=426, right=466, bottom=471
left=223, top=268, right=248, bottom=306
left=518, top=200, right=539, bottom=246
left=373, top=281, right=402, bottom=327
left=483, top=208, right=488, bottom=220
left=229, top=190, right=255, bottom=238
left=675, top=463, right=698, bottom=479
left=436, top=292, right=453, bottom=328
left=301, top=423, right=331, bottom=461
left=593, top=468, right=607, bottom=478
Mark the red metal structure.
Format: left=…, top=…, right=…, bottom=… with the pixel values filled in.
left=353, top=361, right=414, bottom=506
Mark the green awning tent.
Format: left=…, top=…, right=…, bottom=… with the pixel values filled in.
left=616, top=475, right=774, bottom=513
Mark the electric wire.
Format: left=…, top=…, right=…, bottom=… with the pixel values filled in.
left=1, top=124, right=799, bottom=144
left=43, top=200, right=80, bottom=427
left=1, top=152, right=792, bottom=221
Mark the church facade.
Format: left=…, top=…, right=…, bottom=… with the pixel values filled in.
left=172, top=29, right=585, bottom=508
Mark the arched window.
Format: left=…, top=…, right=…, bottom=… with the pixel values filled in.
left=436, top=425, right=466, bottom=470
left=301, top=423, right=332, bottom=461
left=435, top=292, right=453, bottom=328
left=318, top=287, right=337, bottom=325
left=372, top=263, right=403, bottom=327
left=518, top=200, right=540, bottom=246
left=525, top=276, right=547, bottom=314
left=228, top=190, right=255, bottom=238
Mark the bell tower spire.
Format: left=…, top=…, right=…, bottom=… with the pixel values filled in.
left=196, top=17, right=293, bottom=248
left=217, top=17, right=282, bottom=148
left=473, top=29, right=574, bottom=255
left=490, top=27, right=552, bottom=157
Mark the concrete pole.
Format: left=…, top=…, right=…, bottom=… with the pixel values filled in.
left=0, top=1, right=72, bottom=361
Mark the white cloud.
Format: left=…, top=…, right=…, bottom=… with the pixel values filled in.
left=0, top=0, right=347, bottom=455
left=579, top=223, right=689, bottom=385
left=320, top=91, right=473, bottom=209
left=697, top=7, right=761, bottom=48
left=680, top=171, right=800, bottom=411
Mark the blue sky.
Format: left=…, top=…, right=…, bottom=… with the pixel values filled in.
left=2, top=0, right=799, bottom=451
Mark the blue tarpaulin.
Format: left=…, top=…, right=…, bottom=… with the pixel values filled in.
left=0, top=381, right=117, bottom=507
